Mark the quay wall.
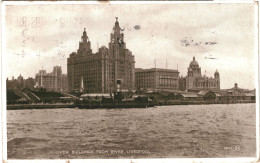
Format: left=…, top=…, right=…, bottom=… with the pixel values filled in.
left=6, top=100, right=255, bottom=110
left=7, top=104, right=74, bottom=110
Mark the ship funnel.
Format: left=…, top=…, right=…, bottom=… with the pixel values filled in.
left=117, top=79, right=121, bottom=92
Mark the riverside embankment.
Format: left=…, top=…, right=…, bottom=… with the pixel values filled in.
left=7, top=99, right=255, bottom=110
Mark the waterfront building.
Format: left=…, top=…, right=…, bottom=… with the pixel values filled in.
left=24, top=77, right=35, bottom=89
left=176, top=92, right=203, bottom=101
left=135, top=68, right=179, bottom=91
left=6, top=76, right=21, bottom=90
left=67, top=18, right=135, bottom=93
left=217, top=83, right=255, bottom=101
left=35, top=66, right=68, bottom=92
left=179, top=57, right=220, bottom=92
left=6, top=75, right=35, bottom=90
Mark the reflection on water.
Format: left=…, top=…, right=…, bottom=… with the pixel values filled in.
left=7, top=104, right=256, bottom=159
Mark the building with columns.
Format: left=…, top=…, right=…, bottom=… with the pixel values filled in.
left=67, top=18, right=135, bottom=93
left=179, top=57, right=220, bottom=92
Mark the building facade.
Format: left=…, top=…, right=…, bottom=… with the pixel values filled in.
left=67, top=18, right=135, bottom=93
left=179, top=56, right=220, bottom=92
left=135, top=68, right=179, bottom=91
left=35, top=66, right=68, bottom=92
left=61, top=74, right=68, bottom=92
left=7, top=75, right=35, bottom=90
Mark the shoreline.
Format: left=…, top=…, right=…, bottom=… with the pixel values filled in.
left=7, top=104, right=75, bottom=110
left=7, top=100, right=255, bottom=110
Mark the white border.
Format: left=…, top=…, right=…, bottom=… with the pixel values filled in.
left=0, top=0, right=258, bottom=5
left=256, top=0, right=260, bottom=162
left=1, top=1, right=259, bottom=163
left=0, top=3, right=2, bottom=163
left=1, top=2, right=7, bottom=162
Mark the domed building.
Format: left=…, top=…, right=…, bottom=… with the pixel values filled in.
left=179, top=57, right=220, bottom=92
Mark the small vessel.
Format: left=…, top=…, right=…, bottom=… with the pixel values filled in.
left=75, top=92, right=155, bottom=109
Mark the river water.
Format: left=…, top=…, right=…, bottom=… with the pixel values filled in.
left=7, top=104, right=256, bottom=159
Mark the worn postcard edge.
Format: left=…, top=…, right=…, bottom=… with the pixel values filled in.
left=0, top=1, right=259, bottom=163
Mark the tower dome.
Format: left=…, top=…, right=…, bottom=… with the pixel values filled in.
left=113, top=17, right=121, bottom=32
left=190, top=56, right=199, bottom=66
left=214, top=69, right=220, bottom=79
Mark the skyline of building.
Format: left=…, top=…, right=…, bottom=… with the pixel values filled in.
left=67, top=18, right=135, bottom=93
left=7, top=55, right=256, bottom=93
left=5, top=4, right=256, bottom=90
left=5, top=14, right=256, bottom=92
left=9, top=33, right=257, bottom=93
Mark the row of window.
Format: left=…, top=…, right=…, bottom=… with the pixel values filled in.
left=137, top=85, right=178, bottom=89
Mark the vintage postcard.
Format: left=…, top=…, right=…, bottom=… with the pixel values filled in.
left=1, top=1, right=259, bottom=163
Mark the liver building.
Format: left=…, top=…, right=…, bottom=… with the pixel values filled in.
left=179, top=57, right=220, bottom=92
left=67, top=18, right=135, bottom=93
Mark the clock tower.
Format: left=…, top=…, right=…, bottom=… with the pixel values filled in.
left=109, top=17, right=126, bottom=49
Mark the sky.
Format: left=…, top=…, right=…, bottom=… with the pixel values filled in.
left=4, top=3, right=257, bottom=89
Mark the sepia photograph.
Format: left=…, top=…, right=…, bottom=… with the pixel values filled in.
left=1, top=1, right=259, bottom=162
